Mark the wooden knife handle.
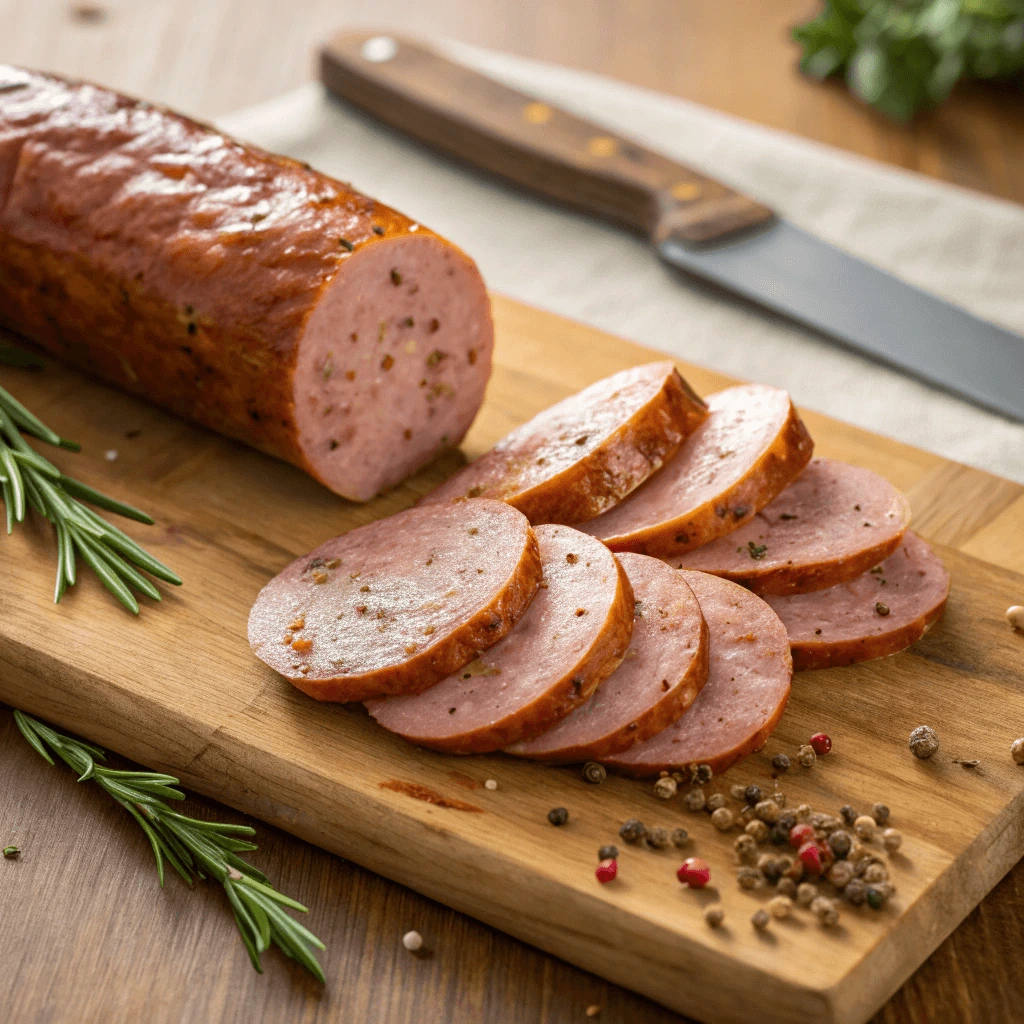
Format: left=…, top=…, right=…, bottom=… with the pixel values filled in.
left=319, top=30, right=774, bottom=246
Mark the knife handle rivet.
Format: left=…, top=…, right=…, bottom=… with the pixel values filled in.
left=361, top=36, right=398, bottom=63
left=587, top=136, right=619, bottom=158
left=671, top=181, right=702, bottom=203
left=523, top=102, right=553, bottom=125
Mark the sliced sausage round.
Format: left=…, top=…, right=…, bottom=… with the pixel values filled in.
left=0, top=69, right=493, bottom=502
left=420, top=362, right=708, bottom=524
left=602, top=570, right=792, bottom=777
left=507, top=553, right=709, bottom=763
left=764, top=532, right=949, bottom=670
left=248, top=500, right=542, bottom=702
left=582, top=385, right=813, bottom=556
left=669, top=458, right=910, bottom=595
left=365, top=524, right=635, bottom=754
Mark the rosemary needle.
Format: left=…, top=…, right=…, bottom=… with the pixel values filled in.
left=14, top=711, right=326, bottom=982
left=0, top=351, right=181, bottom=612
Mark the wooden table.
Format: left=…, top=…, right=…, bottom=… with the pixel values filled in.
left=2, top=4, right=1022, bottom=1022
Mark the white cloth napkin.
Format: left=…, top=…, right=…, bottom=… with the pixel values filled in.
left=218, top=42, right=1024, bottom=484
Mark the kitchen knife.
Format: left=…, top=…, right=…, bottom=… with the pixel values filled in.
left=320, top=30, right=1024, bottom=421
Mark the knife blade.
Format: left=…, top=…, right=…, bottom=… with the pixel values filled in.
left=320, top=30, right=1024, bottom=421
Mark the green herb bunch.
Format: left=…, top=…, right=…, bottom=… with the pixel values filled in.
left=0, top=346, right=180, bottom=612
left=793, top=0, right=1024, bottom=120
left=14, top=710, right=326, bottom=981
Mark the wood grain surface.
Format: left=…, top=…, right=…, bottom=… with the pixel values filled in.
left=2, top=4, right=1023, bottom=1023
left=2, top=294, right=1024, bottom=1024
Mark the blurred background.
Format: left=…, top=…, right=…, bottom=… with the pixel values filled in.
left=2, top=0, right=1022, bottom=203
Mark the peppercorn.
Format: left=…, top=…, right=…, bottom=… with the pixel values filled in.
left=818, top=815, right=842, bottom=835
left=654, top=776, right=677, bottom=800
left=811, top=895, right=840, bottom=927
left=647, top=826, right=671, bottom=850
left=844, top=878, right=867, bottom=905
left=798, top=841, right=823, bottom=875
left=619, top=818, right=646, bottom=844
left=692, top=764, right=713, bottom=784
left=768, top=894, right=793, bottom=919
left=548, top=807, right=568, bottom=826
left=711, top=807, right=735, bottom=831
left=796, top=881, right=818, bottom=907
left=769, top=824, right=790, bottom=845
left=738, top=806, right=756, bottom=826
left=671, top=771, right=686, bottom=784
left=754, top=799, right=780, bottom=823
left=734, top=833, right=759, bottom=864
left=827, top=829, right=853, bottom=859
left=809, top=732, right=832, bottom=755
left=706, top=793, right=727, bottom=812
left=744, top=783, right=763, bottom=805
left=736, top=866, right=766, bottom=890
left=759, top=855, right=784, bottom=883
left=751, top=908, right=771, bottom=931
left=865, top=885, right=888, bottom=910
left=789, top=823, right=816, bottom=848
left=797, top=744, right=816, bottom=768
left=909, top=725, right=939, bottom=759
left=847, top=840, right=870, bottom=863
left=772, top=753, right=791, bottom=773
left=839, top=805, right=858, bottom=826
left=595, top=858, right=618, bottom=883
left=773, top=792, right=787, bottom=809
left=683, top=788, right=706, bottom=812
left=671, top=827, right=690, bottom=849
left=871, top=803, right=890, bottom=826
left=863, top=863, right=889, bottom=885
left=853, top=815, right=876, bottom=841
left=745, top=819, right=770, bottom=843
left=882, top=828, right=903, bottom=854
left=402, top=930, right=424, bottom=951
left=582, top=762, right=606, bottom=784
left=598, top=844, right=619, bottom=861
left=704, top=905, right=725, bottom=928
left=1008, top=606, right=1024, bottom=633
left=782, top=857, right=805, bottom=882
left=730, top=783, right=747, bottom=801
left=677, top=857, right=710, bottom=888
left=777, top=876, right=798, bottom=899
left=827, top=860, right=854, bottom=889
left=794, top=803, right=812, bottom=823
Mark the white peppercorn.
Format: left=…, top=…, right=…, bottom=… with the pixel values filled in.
left=754, top=799, right=780, bottom=824
left=647, top=826, right=671, bottom=850
left=776, top=876, right=798, bottom=899
left=737, top=866, right=766, bottom=890
left=843, top=878, right=866, bottom=905
left=671, top=827, right=691, bottom=849
left=730, top=783, right=748, bottom=801
left=402, top=930, right=424, bottom=951
left=796, top=881, right=818, bottom=907
left=706, top=792, right=727, bottom=812
left=1006, top=605, right=1024, bottom=633
left=871, top=803, right=890, bottom=826
left=768, top=894, right=793, bottom=920
left=795, top=803, right=813, bottom=823
left=882, top=828, right=903, bottom=854
left=811, top=895, right=840, bottom=927
left=854, top=815, right=877, bottom=841
left=745, top=819, right=770, bottom=843
left=692, top=763, right=714, bottom=784
left=797, top=744, right=816, bottom=767
left=734, top=833, right=759, bottom=864
left=1012, top=738, right=1024, bottom=765
left=654, top=776, right=677, bottom=800
left=909, top=725, right=939, bottom=759
left=827, top=861, right=854, bottom=889
left=711, top=807, right=735, bottom=831
left=863, top=862, right=889, bottom=885
left=684, top=788, right=706, bottom=812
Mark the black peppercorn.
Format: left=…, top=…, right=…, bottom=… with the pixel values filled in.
left=744, top=784, right=763, bottom=806
left=582, top=762, right=606, bottom=784
left=670, top=827, right=690, bottom=849
left=771, top=753, right=790, bottom=772
left=548, top=807, right=568, bottom=826
left=827, top=829, right=853, bottom=859
left=777, top=812, right=796, bottom=832
left=839, top=805, right=858, bottom=827
left=693, top=764, right=713, bottom=784
left=769, top=824, right=789, bottom=845
left=871, top=802, right=890, bottom=826
left=865, top=885, right=887, bottom=910
left=619, top=818, right=646, bottom=844
left=598, top=844, right=619, bottom=861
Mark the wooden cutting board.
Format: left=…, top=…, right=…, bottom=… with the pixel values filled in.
left=1, top=293, right=1023, bottom=1024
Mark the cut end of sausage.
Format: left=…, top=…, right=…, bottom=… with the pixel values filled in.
left=507, top=552, right=709, bottom=763
left=365, top=524, right=635, bottom=754
left=420, top=361, right=708, bottom=523
left=603, top=570, right=792, bottom=777
left=764, top=532, right=949, bottom=670
left=582, top=384, right=813, bottom=556
left=295, top=234, right=493, bottom=501
left=247, top=499, right=541, bottom=702
left=671, top=458, right=910, bottom=595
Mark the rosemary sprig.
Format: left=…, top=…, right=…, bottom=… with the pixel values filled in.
left=13, top=710, right=326, bottom=981
left=0, top=351, right=181, bottom=613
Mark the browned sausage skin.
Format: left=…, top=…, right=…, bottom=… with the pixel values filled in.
left=0, top=68, right=493, bottom=501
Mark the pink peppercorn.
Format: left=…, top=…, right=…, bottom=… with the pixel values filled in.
left=595, top=858, right=618, bottom=883
left=798, top=841, right=824, bottom=875
left=810, top=732, right=832, bottom=755
left=789, top=823, right=816, bottom=848
left=677, top=857, right=710, bottom=888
